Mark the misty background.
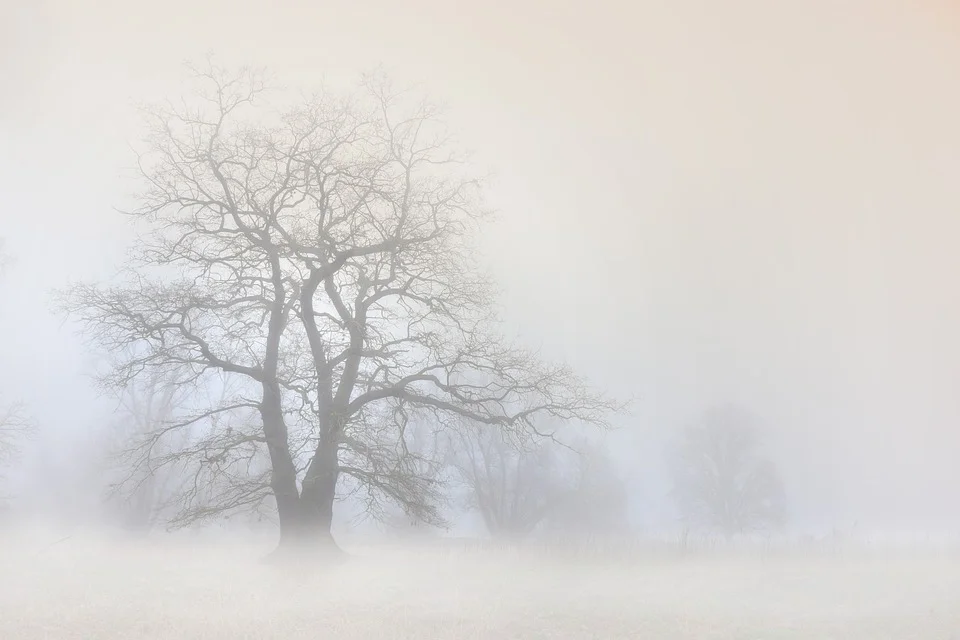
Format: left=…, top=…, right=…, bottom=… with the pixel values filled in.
left=2, top=0, right=960, bottom=537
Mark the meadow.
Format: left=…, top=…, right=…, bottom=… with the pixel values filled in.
left=2, top=528, right=958, bottom=639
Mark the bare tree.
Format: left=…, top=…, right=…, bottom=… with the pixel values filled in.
left=669, top=406, right=786, bottom=538
left=542, top=440, right=631, bottom=538
left=97, top=358, right=204, bottom=533
left=0, top=240, right=34, bottom=504
left=377, top=419, right=448, bottom=538
left=60, top=61, right=620, bottom=556
left=446, top=420, right=576, bottom=539
left=0, top=401, right=32, bottom=486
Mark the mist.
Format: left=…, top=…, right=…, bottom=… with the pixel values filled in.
left=2, top=0, right=960, bottom=637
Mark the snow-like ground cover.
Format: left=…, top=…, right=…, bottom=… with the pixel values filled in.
left=2, top=529, right=958, bottom=639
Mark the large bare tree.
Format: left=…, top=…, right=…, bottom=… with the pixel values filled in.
left=669, top=406, right=786, bottom=538
left=60, top=62, right=619, bottom=555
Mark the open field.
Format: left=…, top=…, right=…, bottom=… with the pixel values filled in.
left=2, top=531, right=959, bottom=639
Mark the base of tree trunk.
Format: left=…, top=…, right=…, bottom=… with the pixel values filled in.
left=260, top=535, right=347, bottom=569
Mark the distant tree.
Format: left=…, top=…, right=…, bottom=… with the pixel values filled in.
left=445, top=420, right=577, bottom=539
left=542, top=440, right=631, bottom=537
left=59, top=62, right=620, bottom=556
left=669, top=406, right=786, bottom=538
left=95, top=360, right=278, bottom=532
left=0, top=241, right=34, bottom=501
left=98, top=360, right=199, bottom=533
left=0, top=401, right=32, bottom=488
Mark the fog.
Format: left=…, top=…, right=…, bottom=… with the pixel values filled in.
left=2, top=0, right=960, bottom=636
left=5, top=532, right=960, bottom=638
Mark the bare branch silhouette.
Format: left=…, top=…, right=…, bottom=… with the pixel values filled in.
left=60, top=62, right=621, bottom=555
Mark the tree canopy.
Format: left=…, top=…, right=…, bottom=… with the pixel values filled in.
left=61, top=62, right=621, bottom=551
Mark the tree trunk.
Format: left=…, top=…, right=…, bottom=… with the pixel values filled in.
left=259, top=382, right=303, bottom=547
left=261, top=375, right=343, bottom=560
left=298, top=431, right=340, bottom=538
left=263, top=441, right=343, bottom=566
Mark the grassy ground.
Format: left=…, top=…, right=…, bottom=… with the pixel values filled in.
left=1, top=532, right=959, bottom=639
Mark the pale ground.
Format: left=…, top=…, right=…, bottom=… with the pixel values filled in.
left=1, top=530, right=959, bottom=639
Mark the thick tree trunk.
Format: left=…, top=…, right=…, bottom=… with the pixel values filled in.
left=259, top=381, right=304, bottom=546
left=263, top=424, right=343, bottom=563
left=266, top=466, right=344, bottom=566
left=298, top=431, right=340, bottom=537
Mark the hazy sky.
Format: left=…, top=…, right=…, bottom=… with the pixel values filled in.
left=3, top=0, right=960, bottom=533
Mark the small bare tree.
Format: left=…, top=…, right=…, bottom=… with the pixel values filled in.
left=0, top=240, right=35, bottom=504
left=542, top=440, right=631, bottom=538
left=446, top=420, right=576, bottom=540
left=60, top=61, right=621, bottom=556
left=669, top=406, right=786, bottom=538
left=98, top=359, right=200, bottom=533
left=0, top=402, right=32, bottom=484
